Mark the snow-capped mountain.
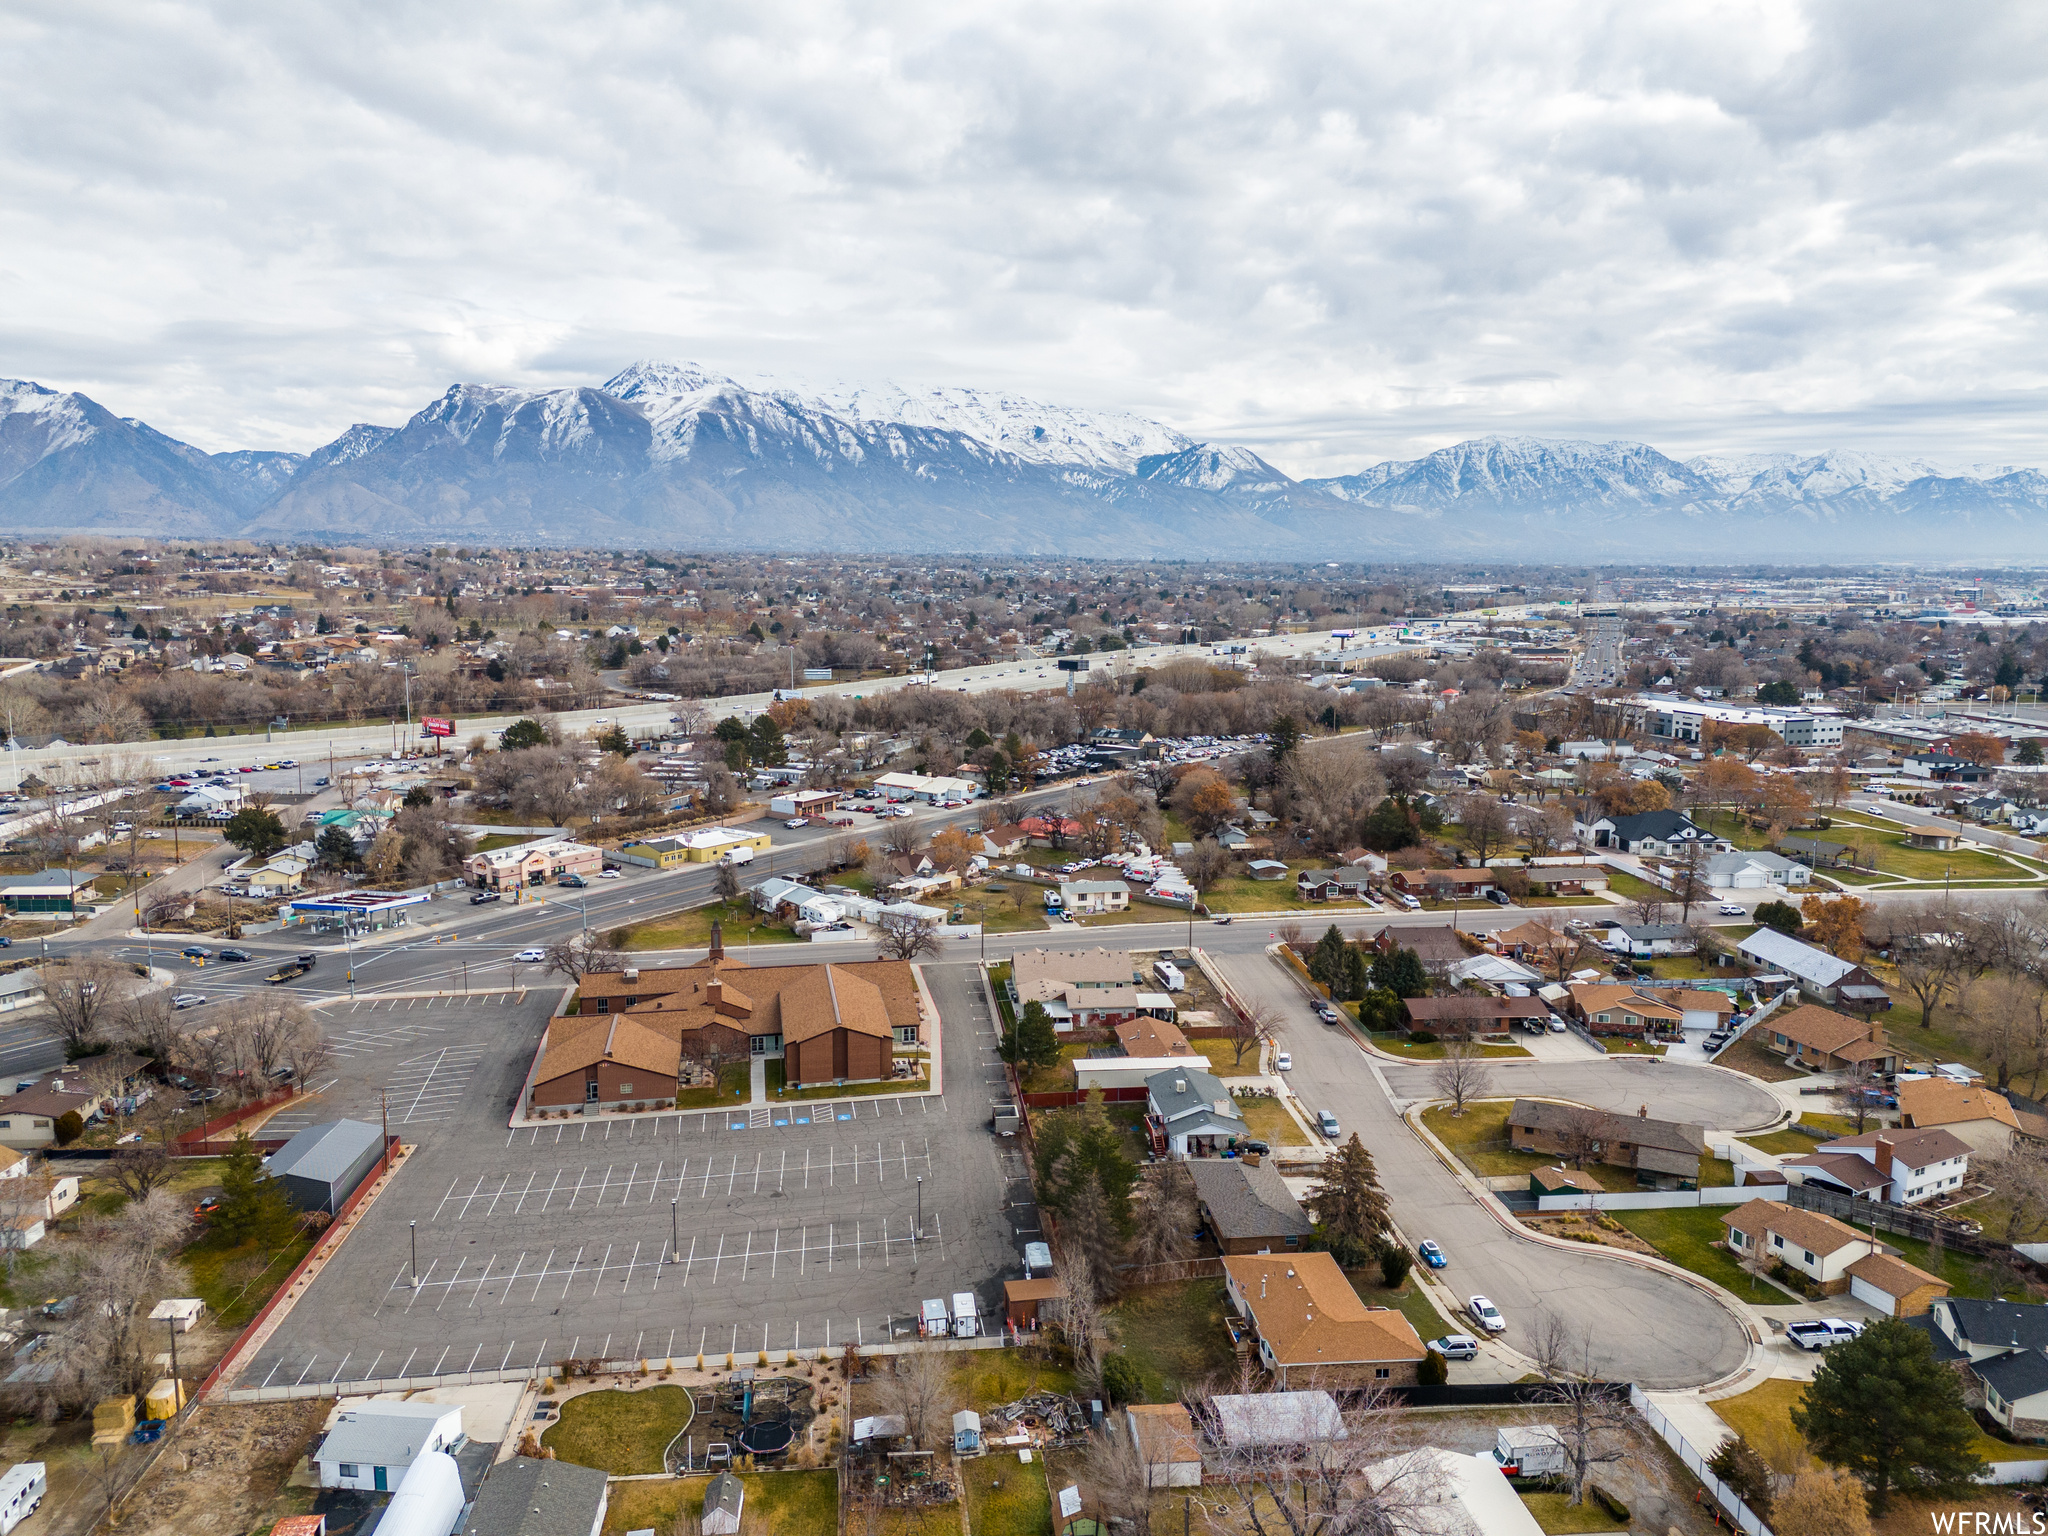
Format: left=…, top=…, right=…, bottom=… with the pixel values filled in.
left=5, top=369, right=2048, bottom=558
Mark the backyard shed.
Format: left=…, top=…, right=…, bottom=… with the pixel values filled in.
left=701, top=1470, right=744, bottom=1535
left=952, top=1410, right=983, bottom=1457
left=1004, top=1277, right=1060, bottom=1332
left=266, top=1119, right=387, bottom=1215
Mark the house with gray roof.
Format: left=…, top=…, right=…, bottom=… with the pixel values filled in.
left=1737, top=928, right=1892, bottom=1009
left=1701, top=849, right=1811, bottom=890
left=1144, top=1066, right=1245, bottom=1157
left=314, top=1399, right=463, bottom=1492
left=1186, top=1157, right=1312, bottom=1254
left=1508, top=1099, right=1705, bottom=1187
left=462, top=1455, right=610, bottom=1536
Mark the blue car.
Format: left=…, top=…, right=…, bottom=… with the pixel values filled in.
left=1418, top=1240, right=1447, bottom=1269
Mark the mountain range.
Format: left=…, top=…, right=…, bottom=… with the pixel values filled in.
left=2, top=367, right=2043, bottom=560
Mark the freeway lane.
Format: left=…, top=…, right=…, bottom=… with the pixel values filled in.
left=1212, top=949, right=1760, bottom=1389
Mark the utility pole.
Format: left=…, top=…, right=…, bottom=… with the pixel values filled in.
left=671, top=1198, right=679, bottom=1262
left=166, top=1312, right=181, bottom=1407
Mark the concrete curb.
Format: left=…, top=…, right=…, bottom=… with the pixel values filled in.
left=1401, top=1100, right=1764, bottom=1393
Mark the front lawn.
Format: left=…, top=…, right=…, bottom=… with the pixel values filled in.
left=1603, top=871, right=1670, bottom=902
left=961, top=1451, right=1051, bottom=1536
left=1108, top=1279, right=1239, bottom=1400
left=1610, top=1206, right=1788, bottom=1299
left=1737, top=1115, right=1867, bottom=1156
left=1713, top=1377, right=2013, bottom=1476
left=1420, top=1101, right=1641, bottom=1192
left=675, top=1062, right=752, bottom=1110
left=1233, top=1094, right=1309, bottom=1146
left=1350, top=1272, right=1455, bottom=1345
left=616, top=899, right=804, bottom=952
left=767, top=1059, right=929, bottom=1101
left=1192, top=1038, right=1259, bottom=1076
left=541, top=1385, right=694, bottom=1475
left=1521, top=1491, right=1627, bottom=1534
left=1362, top=1029, right=1530, bottom=1062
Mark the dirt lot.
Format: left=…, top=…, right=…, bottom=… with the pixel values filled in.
left=114, top=1400, right=328, bottom=1536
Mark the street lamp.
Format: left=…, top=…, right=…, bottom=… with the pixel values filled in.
left=916, top=1175, right=924, bottom=1240
left=410, top=1220, right=418, bottom=1287
left=671, top=1198, right=679, bottom=1262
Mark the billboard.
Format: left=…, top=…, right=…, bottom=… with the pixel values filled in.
left=421, top=717, right=455, bottom=738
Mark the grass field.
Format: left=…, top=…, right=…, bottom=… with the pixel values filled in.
left=1713, top=1377, right=2014, bottom=1476
left=602, top=1471, right=839, bottom=1535
left=949, top=1347, right=1077, bottom=1407
left=1191, top=1038, right=1258, bottom=1076
left=1362, top=1029, right=1531, bottom=1061
left=1521, top=1491, right=1628, bottom=1533
left=181, top=1230, right=316, bottom=1328
left=617, top=899, right=804, bottom=952
left=1233, top=1094, right=1309, bottom=1145
left=473, top=832, right=541, bottom=853
left=767, top=1059, right=927, bottom=1100
left=1603, top=871, right=1671, bottom=902
left=1109, top=1278, right=1239, bottom=1400
left=961, top=1450, right=1051, bottom=1536
left=1350, top=1271, right=1456, bottom=1345
left=1610, top=1206, right=1789, bottom=1298
left=1020, top=1043, right=1090, bottom=1095
left=1714, top=1035, right=1805, bottom=1083
left=1879, top=1230, right=2020, bottom=1301
left=675, top=1062, right=752, bottom=1110
left=541, top=1385, right=694, bottom=1474
left=1421, top=1101, right=1641, bottom=1192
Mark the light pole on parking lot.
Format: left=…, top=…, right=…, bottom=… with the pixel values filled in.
left=916, top=1175, right=923, bottom=1240
left=671, top=1198, right=679, bottom=1262
left=410, top=1220, right=418, bottom=1287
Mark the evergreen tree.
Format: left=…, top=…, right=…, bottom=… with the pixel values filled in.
left=1707, top=1435, right=1775, bottom=1521
left=1342, top=946, right=1374, bottom=1004
left=500, top=717, right=550, bottom=749
left=1267, top=713, right=1302, bottom=765
left=1360, top=797, right=1421, bottom=852
left=1032, top=1090, right=1139, bottom=1234
left=1754, top=899, right=1804, bottom=936
left=1371, top=946, right=1429, bottom=999
left=1356, top=987, right=1403, bottom=1032
left=1793, top=1319, right=1983, bottom=1513
left=1417, top=1346, right=1450, bottom=1386
left=223, top=807, right=287, bottom=859
left=1305, top=1134, right=1391, bottom=1254
left=1308, top=925, right=1348, bottom=994
left=748, top=715, right=789, bottom=766
left=999, top=1001, right=1061, bottom=1071
left=214, top=1132, right=298, bottom=1247
left=2019, top=738, right=2045, bottom=767
left=314, top=826, right=359, bottom=870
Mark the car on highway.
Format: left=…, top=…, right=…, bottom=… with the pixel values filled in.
left=1467, top=1295, right=1506, bottom=1333
left=513, top=948, right=546, bottom=963
left=172, top=994, right=207, bottom=1010
left=470, top=890, right=502, bottom=905
left=1316, top=1109, right=1340, bottom=1138
left=218, top=949, right=252, bottom=963
left=1211, top=914, right=1232, bottom=925
left=179, top=946, right=212, bottom=959
left=1718, top=903, right=1745, bottom=916
left=1427, top=1334, right=1479, bottom=1360
left=1418, top=1240, right=1446, bottom=1268
left=1272, top=1052, right=1292, bottom=1071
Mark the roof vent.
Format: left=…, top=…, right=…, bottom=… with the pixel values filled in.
left=623, top=967, right=639, bottom=982
left=1174, top=1077, right=1186, bottom=1093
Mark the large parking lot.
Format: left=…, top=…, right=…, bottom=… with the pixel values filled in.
left=236, top=964, right=1024, bottom=1388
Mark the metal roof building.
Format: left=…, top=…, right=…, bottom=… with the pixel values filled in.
left=265, top=1119, right=386, bottom=1215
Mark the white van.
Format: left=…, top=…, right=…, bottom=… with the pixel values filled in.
left=0, top=1464, right=45, bottom=1535
left=919, top=1298, right=949, bottom=1338
left=720, top=846, right=756, bottom=866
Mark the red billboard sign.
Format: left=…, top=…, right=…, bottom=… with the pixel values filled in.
left=421, top=717, right=455, bottom=738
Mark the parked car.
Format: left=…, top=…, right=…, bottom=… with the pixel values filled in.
left=1786, top=1319, right=1863, bottom=1351
left=470, top=890, right=502, bottom=905
left=1467, top=1295, right=1507, bottom=1333
left=784, top=817, right=808, bottom=829
left=557, top=874, right=587, bottom=888
left=1273, top=1052, right=1292, bottom=1072
left=1316, top=1110, right=1340, bottom=1139
left=1418, top=1240, right=1447, bottom=1269
left=171, top=993, right=206, bottom=1010
left=1211, top=914, right=1233, bottom=924
left=1427, top=1334, right=1479, bottom=1360
left=599, top=869, right=622, bottom=879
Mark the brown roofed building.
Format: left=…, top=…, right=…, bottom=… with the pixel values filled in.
left=1897, top=1078, right=2023, bottom=1155
left=1565, top=985, right=1683, bottom=1040
left=530, top=1016, right=681, bottom=1111
left=1844, top=1251, right=1951, bottom=1318
left=1114, top=1017, right=1193, bottom=1058
left=1507, top=1099, right=1705, bottom=1186
left=1756, top=1004, right=1901, bottom=1075
left=1369, top=925, right=1470, bottom=967
left=1220, top=1252, right=1427, bottom=1387
left=1720, top=1198, right=1888, bottom=1295
left=1399, top=995, right=1547, bottom=1041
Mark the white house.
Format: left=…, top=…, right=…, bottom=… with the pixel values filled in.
left=1720, top=1200, right=1884, bottom=1291
left=1736, top=927, right=1892, bottom=1009
left=314, top=1399, right=463, bottom=1492
left=1702, top=849, right=1811, bottom=889
left=872, top=771, right=978, bottom=803
left=1059, top=879, right=1130, bottom=915
left=1780, top=1128, right=1972, bottom=1206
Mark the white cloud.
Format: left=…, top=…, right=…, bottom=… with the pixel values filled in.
left=0, top=0, right=2042, bottom=475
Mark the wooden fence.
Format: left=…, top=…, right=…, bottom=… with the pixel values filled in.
left=172, top=1082, right=300, bottom=1154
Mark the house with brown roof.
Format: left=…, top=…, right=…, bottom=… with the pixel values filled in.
left=1898, top=1078, right=2022, bottom=1155
left=1220, top=1252, right=1427, bottom=1387
left=1565, top=985, right=1683, bottom=1040
left=530, top=1016, right=681, bottom=1111
left=1399, top=995, right=1547, bottom=1041
left=1756, top=1004, right=1900, bottom=1075
left=1780, top=1127, right=1973, bottom=1206
left=1113, top=1017, right=1193, bottom=1058
left=1843, top=1251, right=1951, bottom=1319
left=1719, top=1198, right=1889, bottom=1294
left=1387, top=869, right=1499, bottom=899
left=1507, top=1100, right=1705, bottom=1187
left=1369, top=925, right=1470, bottom=968
left=1187, top=1158, right=1313, bottom=1254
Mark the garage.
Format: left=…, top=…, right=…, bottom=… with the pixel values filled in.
left=265, top=1119, right=388, bottom=1215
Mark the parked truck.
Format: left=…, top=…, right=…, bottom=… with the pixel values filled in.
left=950, top=1291, right=980, bottom=1339
left=0, top=1463, right=44, bottom=1535
left=1785, top=1319, right=1863, bottom=1351
left=1491, top=1427, right=1565, bottom=1479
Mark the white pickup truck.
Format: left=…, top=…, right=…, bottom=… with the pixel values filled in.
left=1785, top=1318, right=1863, bottom=1351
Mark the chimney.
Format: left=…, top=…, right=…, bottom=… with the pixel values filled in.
left=1874, top=1134, right=1895, bottom=1172
left=1871, top=1020, right=1883, bottom=1043
left=709, top=921, right=724, bottom=962
left=707, top=975, right=722, bottom=1007
left=1638, top=1104, right=1648, bottom=1118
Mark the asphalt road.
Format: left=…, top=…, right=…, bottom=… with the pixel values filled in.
left=1211, top=950, right=1763, bottom=1389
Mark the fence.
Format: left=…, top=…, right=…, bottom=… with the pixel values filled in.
left=173, top=1082, right=299, bottom=1152
left=1019, top=1085, right=1150, bottom=1110
left=1785, top=1183, right=2010, bottom=1258
left=1705, top=988, right=1789, bottom=1063
left=1630, top=1386, right=1775, bottom=1536
left=1535, top=1185, right=1785, bottom=1213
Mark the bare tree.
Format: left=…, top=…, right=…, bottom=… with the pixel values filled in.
left=31, top=1191, right=189, bottom=1418
left=1982, top=1143, right=2048, bottom=1244
left=542, top=931, right=625, bottom=983
left=109, top=1143, right=176, bottom=1203
left=1192, top=1385, right=1445, bottom=1536
left=1532, top=1325, right=1631, bottom=1507
left=1127, top=1162, right=1200, bottom=1273
left=713, top=859, right=742, bottom=902
left=1224, top=998, right=1283, bottom=1067
left=875, top=913, right=941, bottom=961
left=1554, top=1104, right=1610, bottom=1170
left=1670, top=840, right=1711, bottom=924
left=878, top=816, right=921, bottom=858
left=1081, top=1420, right=1156, bottom=1536
left=1627, top=895, right=1672, bottom=926
left=1053, top=1244, right=1109, bottom=1392
left=41, top=959, right=129, bottom=1053
left=1181, top=837, right=1232, bottom=893
left=1520, top=802, right=1579, bottom=857
left=874, top=1348, right=956, bottom=1453
left=1452, top=793, right=1512, bottom=866
left=1432, top=1043, right=1492, bottom=1118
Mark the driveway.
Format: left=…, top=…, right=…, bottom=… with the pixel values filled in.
left=1215, top=952, right=1756, bottom=1389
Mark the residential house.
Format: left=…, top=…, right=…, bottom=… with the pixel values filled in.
left=1219, top=1253, right=1427, bottom=1387
left=1145, top=1066, right=1246, bottom=1157
left=1902, top=754, right=1993, bottom=783
left=1399, top=995, right=1546, bottom=1041
left=1702, top=849, right=1811, bottom=889
left=1295, top=869, right=1375, bottom=903
left=1011, top=948, right=1173, bottom=1032
left=1670, top=989, right=1736, bottom=1031
left=1245, top=860, right=1290, bottom=882
left=1386, top=869, right=1498, bottom=900
left=1719, top=1199, right=1889, bottom=1295
left=1369, top=925, right=1469, bottom=971
left=1897, top=1077, right=2022, bottom=1155
left=1780, top=1127, right=1972, bottom=1206
left=1600, top=923, right=1695, bottom=958
left=466, top=839, right=603, bottom=890
left=1186, top=1158, right=1314, bottom=1254
left=1778, top=835, right=1851, bottom=868
left=1507, top=1100, right=1705, bottom=1187
left=974, top=824, right=1030, bottom=859
left=1565, top=985, right=1683, bottom=1040
left=460, top=1455, right=610, bottom=1536
left=314, top=1399, right=463, bottom=1492
left=0, top=1078, right=101, bottom=1149
left=1754, top=1004, right=1900, bottom=1075
left=1124, top=1404, right=1202, bottom=1489
left=1520, top=863, right=1610, bottom=895
left=749, top=876, right=844, bottom=927
left=1113, top=1017, right=1193, bottom=1058
left=0, top=871, right=86, bottom=918
left=1576, top=809, right=1725, bottom=857
left=1922, top=1299, right=2048, bottom=1429
left=1736, top=928, right=1894, bottom=1011
left=1059, top=879, right=1130, bottom=915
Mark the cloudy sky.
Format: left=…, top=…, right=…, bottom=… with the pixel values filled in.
left=2, top=0, right=2044, bottom=474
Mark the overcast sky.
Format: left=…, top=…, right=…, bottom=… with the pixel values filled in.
left=2, top=1, right=2043, bottom=474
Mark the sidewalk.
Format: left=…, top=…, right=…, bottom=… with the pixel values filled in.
left=749, top=1055, right=767, bottom=1106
